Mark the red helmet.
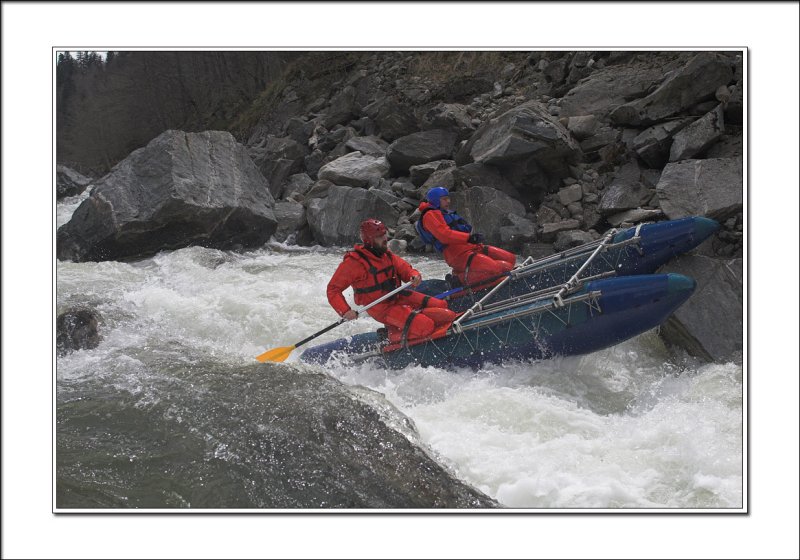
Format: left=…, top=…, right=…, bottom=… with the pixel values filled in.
left=360, top=219, right=387, bottom=246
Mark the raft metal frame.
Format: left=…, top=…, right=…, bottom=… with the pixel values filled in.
left=349, top=224, right=650, bottom=365
left=349, top=283, right=604, bottom=365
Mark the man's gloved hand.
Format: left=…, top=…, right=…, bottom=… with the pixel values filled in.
left=342, top=309, right=358, bottom=321
left=468, top=232, right=485, bottom=244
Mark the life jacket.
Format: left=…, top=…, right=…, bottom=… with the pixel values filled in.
left=415, top=202, right=472, bottom=253
left=347, top=245, right=401, bottom=305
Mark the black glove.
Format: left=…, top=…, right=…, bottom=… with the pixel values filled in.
left=468, top=232, right=485, bottom=244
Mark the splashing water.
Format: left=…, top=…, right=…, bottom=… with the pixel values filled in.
left=56, top=237, right=743, bottom=509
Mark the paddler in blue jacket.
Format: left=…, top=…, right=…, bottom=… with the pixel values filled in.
left=416, top=186, right=516, bottom=287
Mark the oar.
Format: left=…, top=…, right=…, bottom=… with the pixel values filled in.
left=256, top=280, right=415, bottom=363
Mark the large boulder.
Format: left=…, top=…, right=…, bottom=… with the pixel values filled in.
left=57, top=130, right=277, bottom=262
left=317, top=151, right=391, bottom=188
left=56, top=361, right=497, bottom=508
left=386, top=130, right=459, bottom=174
left=656, top=157, right=743, bottom=221
left=610, top=52, right=734, bottom=126
left=56, top=165, right=92, bottom=199
left=307, top=185, right=398, bottom=246
left=658, top=255, right=743, bottom=363
left=448, top=186, right=526, bottom=246
left=559, top=62, right=669, bottom=119
left=466, top=101, right=582, bottom=185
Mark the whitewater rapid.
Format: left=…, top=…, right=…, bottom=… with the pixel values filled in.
left=55, top=201, right=743, bottom=509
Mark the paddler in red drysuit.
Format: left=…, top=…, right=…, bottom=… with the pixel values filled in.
left=415, top=186, right=517, bottom=287
left=327, top=218, right=457, bottom=344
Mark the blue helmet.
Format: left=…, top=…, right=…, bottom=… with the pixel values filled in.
left=426, top=186, right=450, bottom=209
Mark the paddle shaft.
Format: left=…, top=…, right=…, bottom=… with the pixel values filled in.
left=291, top=280, right=415, bottom=351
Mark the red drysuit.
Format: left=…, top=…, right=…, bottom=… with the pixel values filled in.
left=327, top=245, right=456, bottom=343
left=418, top=202, right=517, bottom=286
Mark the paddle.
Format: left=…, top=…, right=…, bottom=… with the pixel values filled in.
left=256, top=280, right=415, bottom=363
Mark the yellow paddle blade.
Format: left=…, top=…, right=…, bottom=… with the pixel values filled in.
left=256, top=345, right=295, bottom=363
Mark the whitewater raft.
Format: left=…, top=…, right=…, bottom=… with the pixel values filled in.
left=416, top=216, right=718, bottom=312
left=299, top=217, right=716, bottom=370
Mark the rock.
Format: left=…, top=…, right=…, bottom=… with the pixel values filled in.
left=705, top=129, right=743, bottom=159
left=282, top=173, right=315, bottom=201
left=318, top=151, right=391, bottom=188
left=534, top=204, right=562, bottom=225
left=610, top=52, right=734, bottom=126
left=56, top=165, right=92, bottom=199
left=559, top=63, right=667, bottom=119
left=607, top=208, right=664, bottom=227
left=579, top=126, right=621, bottom=156
left=656, top=158, right=743, bottom=221
left=419, top=166, right=459, bottom=194
left=386, top=130, right=459, bottom=174
left=370, top=187, right=401, bottom=206
left=249, top=136, right=308, bottom=198
left=499, top=214, right=538, bottom=250
left=284, top=117, right=315, bottom=144
left=409, top=160, right=456, bottom=187
left=452, top=163, right=522, bottom=200
left=563, top=115, right=599, bottom=141
left=61, top=361, right=495, bottom=508
left=668, top=104, right=725, bottom=161
left=658, top=255, right=743, bottom=363
left=521, top=242, right=555, bottom=260
left=499, top=157, right=555, bottom=199
left=539, top=219, right=581, bottom=242
left=56, top=308, right=101, bottom=355
left=304, top=179, right=334, bottom=201
left=323, top=85, right=357, bottom=128
left=304, top=149, right=326, bottom=179
left=631, top=118, right=695, bottom=168
left=558, top=184, right=583, bottom=206
left=582, top=206, right=603, bottom=230
left=363, top=97, right=418, bottom=141
left=448, top=186, right=526, bottom=246
left=345, top=135, right=390, bottom=157
left=323, top=128, right=360, bottom=157
left=387, top=238, right=407, bottom=253
left=598, top=161, right=654, bottom=215
left=467, top=101, right=582, bottom=183
left=307, top=185, right=398, bottom=246
left=421, top=103, right=476, bottom=140
left=272, top=201, right=307, bottom=242
left=553, top=230, right=595, bottom=252
left=57, top=130, right=277, bottom=262
left=723, top=80, right=743, bottom=124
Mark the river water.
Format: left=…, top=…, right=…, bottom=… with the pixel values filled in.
left=55, top=192, right=743, bottom=510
